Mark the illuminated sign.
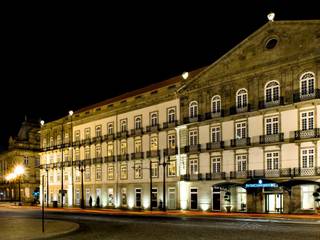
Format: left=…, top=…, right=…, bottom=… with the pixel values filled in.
left=245, top=179, right=278, bottom=188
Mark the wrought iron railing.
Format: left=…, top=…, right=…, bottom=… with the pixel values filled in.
left=260, top=133, right=284, bottom=144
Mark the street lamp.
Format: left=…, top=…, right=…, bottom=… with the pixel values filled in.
left=5, top=173, right=16, bottom=201
left=159, top=153, right=170, bottom=212
left=14, top=165, right=25, bottom=206
left=68, top=110, right=74, bottom=207
left=78, top=161, right=85, bottom=209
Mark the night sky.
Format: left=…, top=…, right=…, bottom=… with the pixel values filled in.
left=1, top=1, right=319, bottom=150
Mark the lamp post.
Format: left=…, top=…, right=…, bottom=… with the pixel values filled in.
left=78, top=161, right=85, bottom=209
left=159, top=153, right=169, bottom=212
left=14, top=165, right=24, bottom=206
left=68, top=110, right=74, bottom=207
left=40, top=120, right=49, bottom=207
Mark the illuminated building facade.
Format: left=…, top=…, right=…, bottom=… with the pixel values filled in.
left=40, top=19, right=320, bottom=213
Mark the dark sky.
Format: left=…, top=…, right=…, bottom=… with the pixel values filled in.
left=1, top=1, right=319, bottom=149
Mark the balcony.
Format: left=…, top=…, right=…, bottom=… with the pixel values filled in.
left=206, top=172, right=226, bottom=180
left=147, top=150, right=160, bottom=158
left=293, top=89, right=320, bottom=103
left=104, top=134, right=114, bottom=141
left=81, top=138, right=91, bottom=145
left=84, top=158, right=92, bottom=165
left=104, top=156, right=115, bottom=162
left=164, top=147, right=178, bottom=156
left=259, top=97, right=284, bottom=109
left=180, top=174, right=190, bottom=181
left=131, top=152, right=144, bottom=160
left=130, top=128, right=143, bottom=136
left=231, top=138, right=250, bottom=147
left=206, top=141, right=224, bottom=150
left=183, top=115, right=202, bottom=124
left=259, top=133, right=284, bottom=144
left=163, top=120, right=178, bottom=129
left=205, top=110, right=224, bottom=120
left=117, top=154, right=129, bottom=161
left=92, top=157, right=103, bottom=164
left=184, top=144, right=201, bottom=153
left=230, top=104, right=251, bottom=115
left=92, top=136, right=103, bottom=143
left=230, top=171, right=248, bottom=179
left=295, top=129, right=319, bottom=140
left=146, top=124, right=160, bottom=133
left=117, top=131, right=129, bottom=139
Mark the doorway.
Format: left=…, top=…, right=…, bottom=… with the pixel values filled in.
left=212, top=191, right=221, bottom=211
left=190, top=188, right=198, bottom=210
left=168, top=188, right=176, bottom=209
left=265, top=193, right=283, bottom=213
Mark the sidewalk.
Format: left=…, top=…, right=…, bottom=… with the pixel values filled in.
left=0, top=217, right=79, bottom=240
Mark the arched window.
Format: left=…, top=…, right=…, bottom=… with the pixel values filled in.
left=168, top=108, right=175, bottom=123
left=189, top=101, right=198, bottom=118
left=151, top=113, right=158, bottom=126
left=135, top=117, right=142, bottom=129
left=236, top=88, right=248, bottom=109
left=265, top=81, right=280, bottom=102
left=300, top=72, right=315, bottom=96
left=211, top=95, right=221, bottom=113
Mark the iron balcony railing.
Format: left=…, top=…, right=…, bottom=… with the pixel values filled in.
left=204, top=110, right=224, bottom=120
left=183, top=115, right=202, bottom=124
left=231, top=138, right=251, bottom=147
left=117, top=131, right=129, bottom=139
left=130, top=128, right=143, bottom=136
left=163, top=120, right=178, bottom=129
left=259, top=133, right=284, bottom=144
left=184, top=144, right=201, bottom=153
left=295, top=128, right=320, bottom=140
left=206, top=172, right=226, bottom=180
left=146, top=124, right=160, bottom=133
left=131, top=152, right=144, bottom=160
left=146, top=150, right=160, bottom=158
left=104, top=134, right=114, bottom=141
left=206, top=141, right=224, bottom=150
left=258, top=97, right=284, bottom=109
left=163, top=147, right=178, bottom=156
left=293, top=89, right=320, bottom=103
left=104, top=156, right=115, bottom=162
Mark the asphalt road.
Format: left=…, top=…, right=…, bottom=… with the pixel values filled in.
left=1, top=208, right=320, bottom=240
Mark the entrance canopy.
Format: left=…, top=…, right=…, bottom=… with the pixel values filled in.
left=279, top=179, right=320, bottom=189
left=243, top=178, right=278, bottom=189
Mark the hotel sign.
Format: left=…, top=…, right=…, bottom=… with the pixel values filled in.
left=245, top=179, right=278, bottom=188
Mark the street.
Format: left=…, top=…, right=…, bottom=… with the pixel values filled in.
left=0, top=207, right=319, bottom=240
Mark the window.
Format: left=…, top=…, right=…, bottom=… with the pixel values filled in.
left=120, top=140, right=127, bottom=155
left=107, top=164, right=114, bottom=180
left=84, top=147, right=90, bottom=159
left=266, top=152, right=279, bottom=170
left=107, top=143, right=114, bottom=156
left=96, top=165, right=102, bottom=181
left=150, top=136, right=158, bottom=150
left=85, top=166, right=91, bottom=181
left=151, top=113, right=158, bottom=126
left=189, top=101, right=198, bottom=118
left=75, top=169, right=80, bottom=182
left=135, top=116, right=142, bottom=129
left=211, top=95, right=221, bottom=113
left=107, top=123, right=113, bottom=135
left=95, top=125, right=102, bottom=137
left=300, top=72, right=315, bottom=96
left=120, top=120, right=127, bottom=132
left=211, top=126, right=221, bottom=142
left=24, top=156, right=29, bottom=166
left=120, top=164, right=127, bottom=180
left=301, top=111, right=314, bottom=130
left=189, top=130, right=198, bottom=145
left=237, top=155, right=247, bottom=171
left=75, top=149, right=80, bottom=161
left=236, top=88, right=248, bottom=109
left=57, top=134, right=62, bottom=145
left=64, top=132, right=69, bottom=143
left=75, top=130, right=80, bottom=141
left=168, top=159, right=176, bottom=176
left=135, top=138, right=142, bottom=152
left=84, top=128, right=91, bottom=139
left=265, top=116, right=279, bottom=135
left=134, top=162, right=142, bottom=179
left=301, top=148, right=314, bottom=168
left=168, top=134, right=176, bottom=149
left=236, top=122, right=247, bottom=139
left=265, top=81, right=280, bottom=102
left=95, top=145, right=102, bottom=158
left=190, top=159, right=198, bottom=175
left=151, top=162, right=158, bottom=177
left=168, top=108, right=175, bottom=123
left=212, top=157, right=221, bottom=173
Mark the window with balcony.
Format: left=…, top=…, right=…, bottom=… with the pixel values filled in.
left=84, top=146, right=90, bottom=160
left=107, top=123, right=114, bottom=135
left=150, top=135, right=158, bottom=151
left=95, top=125, right=102, bottom=137
left=75, top=169, right=80, bottom=182
left=265, top=81, right=280, bottom=103
left=236, top=88, right=248, bottom=109
left=211, top=126, right=221, bottom=142
left=168, top=159, right=176, bottom=176
left=107, top=143, right=114, bottom=156
left=96, top=165, right=102, bottom=181
left=190, top=159, right=198, bottom=175
left=211, top=95, right=221, bottom=113
left=151, top=112, right=158, bottom=126
left=120, top=120, right=127, bottom=132
left=134, top=162, right=143, bottom=179
left=236, top=122, right=247, bottom=139
left=189, top=130, right=198, bottom=145
left=85, top=166, right=91, bottom=181
left=151, top=162, right=158, bottom=177
left=211, top=157, right=221, bottom=173
left=135, top=116, right=142, bottom=129
left=168, top=108, right=176, bottom=123
left=75, top=149, right=80, bottom=161
left=300, top=72, right=315, bottom=96
left=265, top=116, right=279, bottom=135
left=135, top=138, right=142, bottom=152
left=108, top=164, right=114, bottom=180
left=95, top=145, right=102, bottom=158
left=266, top=152, right=279, bottom=170
left=120, top=140, right=127, bottom=155
left=120, top=163, right=128, bottom=179
left=189, top=101, right=198, bottom=118
left=237, top=155, right=247, bottom=172
left=301, top=111, right=314, bottom=130
left=84, top=128, right=91, bottom=139
left=168, top=134, right=176, bottom=149
left=301, top=148, right=314, bottom=168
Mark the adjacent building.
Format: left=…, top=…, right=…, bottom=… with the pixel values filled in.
left=40, top=19, right=320, bottom=213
